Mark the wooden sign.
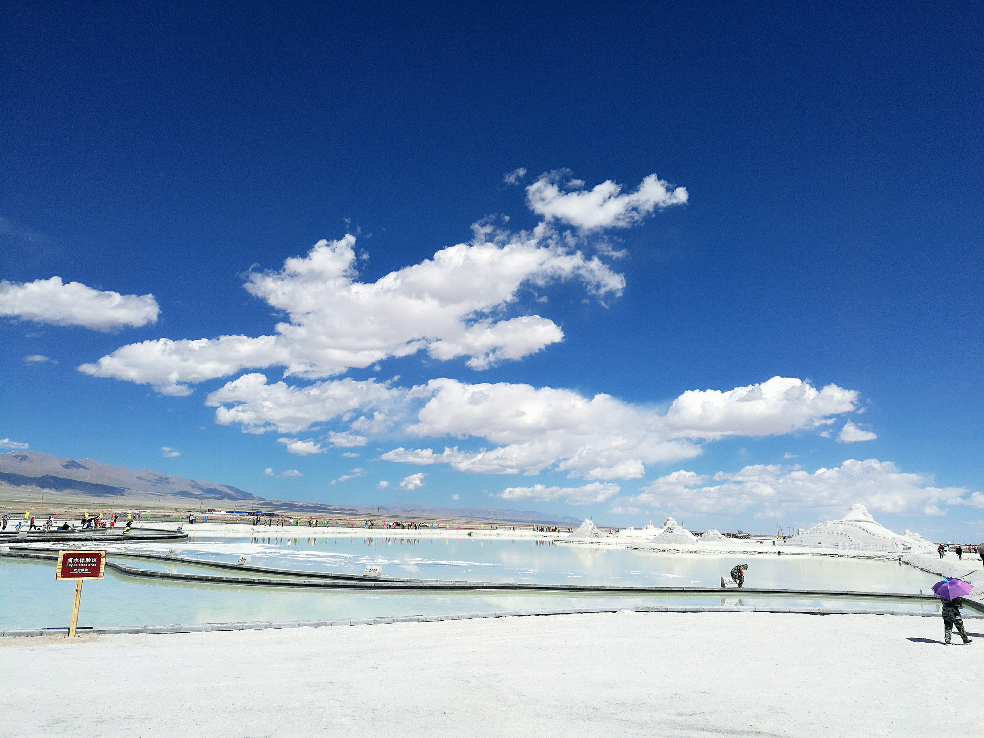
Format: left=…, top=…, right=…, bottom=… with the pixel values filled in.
left=56, top=550, right=106, bottom=638
left=56, top=551, right=106, bottom=580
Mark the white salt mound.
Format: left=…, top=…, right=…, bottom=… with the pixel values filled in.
left=786, top=503, right=935, bottom=554
left=700, top=528, right=727, bottom=541
left=568, top=519, right=606, bottom=540
left=651, top=517, right=698, bottom=544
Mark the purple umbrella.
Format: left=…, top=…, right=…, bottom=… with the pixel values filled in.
left=932, top=578, right=974, bottom=600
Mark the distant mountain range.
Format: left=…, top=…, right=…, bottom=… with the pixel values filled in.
left=0, top=451, right=259, bottom=502
left=0, top=451, right=581, bottom=525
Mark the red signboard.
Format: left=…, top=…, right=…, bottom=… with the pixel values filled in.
left=56, top=551, right=106, bottom=580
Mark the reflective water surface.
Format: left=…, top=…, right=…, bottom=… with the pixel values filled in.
left=0, top=536, right=949, bottom=629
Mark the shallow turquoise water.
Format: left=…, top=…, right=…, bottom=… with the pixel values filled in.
left=0, top=537, right=950, bottom=629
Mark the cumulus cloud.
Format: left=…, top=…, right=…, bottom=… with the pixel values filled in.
left=160, top=447, right=180, bottom=458
left=80, top=228, right=623, bottom=394
left=277, top=438, right=325, bottom=455
left=399, top=473, right=425, bottom=490
left=838, top=421, right=877, bottom=443
left=205, top=374, right=405, bottom=434
left=0, top=277, right=159, bottom=330
left=376, top=481, right=390, bottom=489
left=620, top=459, right=973, bottom=519
left=204, top=373, right=859, bottom=481
left=663, top=377, right=857, bottom=439
left=0, top=438, right=29, bottom=450
left=201, top=372, right=859, bottom=482
left=526, top=171, right=687, bottom=231
left=426, top=316, right=564, bottom=369
left=380, top=376, right=856, bottom=479
left=498, top=482, right=620, bottom=505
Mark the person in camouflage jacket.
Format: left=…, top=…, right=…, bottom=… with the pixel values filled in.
left=941, top=596, right=972, bottom=645
left=730, top=564, right=747, bottom=588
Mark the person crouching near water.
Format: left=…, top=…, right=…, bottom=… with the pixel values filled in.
left=942, top=595, right=972, bottom=645
left=730, top=564, right=748, bottom=588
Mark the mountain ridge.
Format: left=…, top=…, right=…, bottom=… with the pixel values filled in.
left=0, top=451, right=581, bottom=525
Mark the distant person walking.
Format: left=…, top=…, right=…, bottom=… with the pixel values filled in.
left=979, top=544, right=984, bottom=567
left=938, top=544, right=946, bottom=559
left=942, top=596, right=972, bottom=645
left=730, top=564, right=748, bottom=588
left=956, top=545, right=963, bottom=560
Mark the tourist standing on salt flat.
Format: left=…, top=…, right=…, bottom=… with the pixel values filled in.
left=979, top=544, right=984, bottom=567
left=942, top=596, right=972, bottom=645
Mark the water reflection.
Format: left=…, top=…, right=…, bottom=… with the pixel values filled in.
left=1, top=536, right=953, bottom=629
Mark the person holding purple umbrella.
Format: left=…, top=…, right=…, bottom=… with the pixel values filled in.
left=933, top=578, right=973, bottom=645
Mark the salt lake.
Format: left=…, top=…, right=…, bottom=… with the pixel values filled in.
left=0, top=535, right=948, bottom=630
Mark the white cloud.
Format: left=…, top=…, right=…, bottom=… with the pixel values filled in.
left=342, top=452, right=359, bottom=458
left=265, top=468, right=303, bottom=478
left=451, top=493, right=459, bottom=500
left=205, top=374, right=405, bottom=435
left=23, top=355, right=55, bottom=364
left=327, top=431, right=369, bottom=447
left=503, top=167, right=527, bottom=185
left=607, top=504, right=644, bottom=516
left=426, top=316, right=564, bottom=370
left=0, top=276, right=159, bottom=330
left=80, top=229, right=623, bottom=394
left=330, top=468, right=365, bottom=485
left=200, top=371, right=858, bottom=481
left=526, top=171, right=687, bottom=231
left=663, top=377, right=858, bottom=439
left=80, top=336, right=284, bottom=397
left=277, top=438, right=325, bottom=455
left=160, top=447, right=180, bottom=458
left=620, top=459, right=974, bottom=519
left=838, top=421, right=877, bottom=443
left=381, top=376, right=856, bottom=479
left=376, top=481, right=389, bottom=489
left=0, top=438, right=29, bottom=450
left=498, top=482, right=620, bottom=505
left=399, top=473, right=425, bottom=490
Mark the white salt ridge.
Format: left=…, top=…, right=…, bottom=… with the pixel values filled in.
left=786, top=504, right=936, bottom=554
left=700, top=528, right=727, bottom=541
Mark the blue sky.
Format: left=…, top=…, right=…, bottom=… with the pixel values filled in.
left=2, top=2, right=982, bottom=538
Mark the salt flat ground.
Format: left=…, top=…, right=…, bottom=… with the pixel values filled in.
left=0, top=611, right=976, bottom=737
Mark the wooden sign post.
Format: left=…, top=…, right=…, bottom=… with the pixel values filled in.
left=56, top=551, right=106, bottom=637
